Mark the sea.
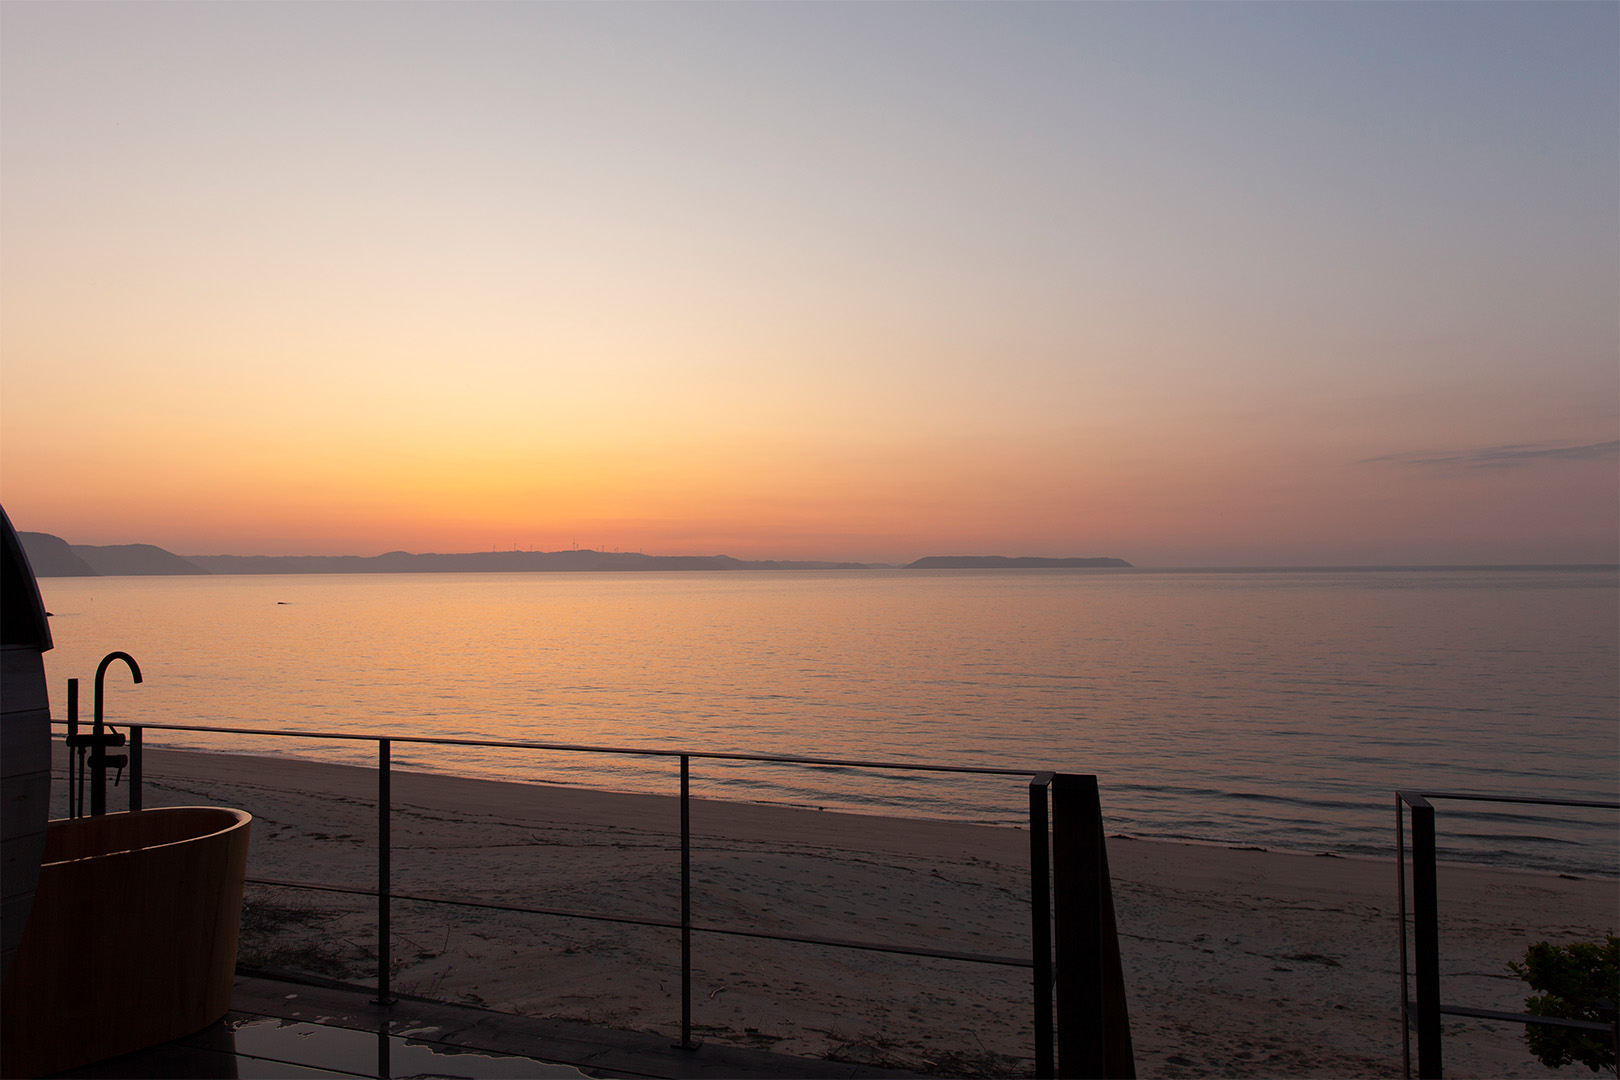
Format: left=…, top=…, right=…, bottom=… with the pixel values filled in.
left=34, top=567, right=1620, bottom=875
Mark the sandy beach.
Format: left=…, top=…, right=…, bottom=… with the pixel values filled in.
left=51, top=747, right=1616, bottom=1078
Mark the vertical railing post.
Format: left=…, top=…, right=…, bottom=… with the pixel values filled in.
left=1052, top=773, right=1105, bottom=1079
left=678, top=754, right=698, bottom=1049
left=1610, top=1009, right=1619, bottom=1079
left=1397, top=795, right=1412, bottom=1078
left=128, top=725, right=142, bottom=813
left=1030, top=772, right=1055, bottom=1079
left=374, top=739, right=394, bottom=1006
left=1051, top=773, right=1134, bottom=1079
left=1409, top=795, right=1441, bottom=1078
left=66, top=679, right=80, bottom=818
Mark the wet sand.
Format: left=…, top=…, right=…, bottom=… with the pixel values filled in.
left=54, top=747, right=1617, bottom=1077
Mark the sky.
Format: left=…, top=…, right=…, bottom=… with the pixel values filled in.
left=2, top=2, right=1615, bottom=567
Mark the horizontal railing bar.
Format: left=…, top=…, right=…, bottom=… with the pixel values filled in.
left=1399, top=791, right=1618, bottom=811
left=248, top=877, right=682, bottom=931
left=689, top=922, right=1032, bottom=968
left=56, top=720, right=1040, bottom=778
left=247, top=877, right=1031, bottom=968
left=1439, top=1004, right=1616, bottom=1033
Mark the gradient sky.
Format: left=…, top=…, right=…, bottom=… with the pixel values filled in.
left=2, top=2, right=1615, bottom=566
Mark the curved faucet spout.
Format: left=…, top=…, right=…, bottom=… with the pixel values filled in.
left=94, top=651, right=143, bottom=726
left=88, top=651, right=141, bottom=817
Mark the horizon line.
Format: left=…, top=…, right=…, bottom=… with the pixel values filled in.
left=18, top=529, right=1618, bottom=574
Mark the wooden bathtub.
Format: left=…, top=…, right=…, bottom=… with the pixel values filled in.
left=0, top=807, right=251, bottom=1077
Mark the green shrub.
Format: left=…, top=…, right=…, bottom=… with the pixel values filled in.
left=1507, top=935, right=1618, bottom=1074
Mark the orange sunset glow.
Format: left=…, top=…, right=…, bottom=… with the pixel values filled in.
left=2, top=2, right=1615, bottom=566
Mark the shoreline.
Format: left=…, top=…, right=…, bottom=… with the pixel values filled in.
left=48, top=746, right=1619, bottom=1077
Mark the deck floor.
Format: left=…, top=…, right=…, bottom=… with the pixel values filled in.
left=50, top=973, right=927, bottom=1079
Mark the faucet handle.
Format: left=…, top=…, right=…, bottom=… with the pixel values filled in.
left=68, top=731, right=125, bottom=747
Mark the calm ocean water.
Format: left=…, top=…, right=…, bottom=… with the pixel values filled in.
left=36, top=568, right=1619, bottom=874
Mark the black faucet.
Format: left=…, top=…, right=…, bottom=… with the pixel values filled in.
left=88, top=652, right=141, bottom=816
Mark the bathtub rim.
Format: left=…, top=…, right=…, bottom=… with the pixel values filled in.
left=41, top=806, right=253, bottom=866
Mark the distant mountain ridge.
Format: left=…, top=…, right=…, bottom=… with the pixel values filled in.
left=17, top=532, right=872, bottom=575
left=15, top=532, right=98, bottom=576
left=18, top=533, right=208, bottom=576
left=78, top=543, right=209, bottom=576
left=188, top=550, right=871, bottom=574
left=18, top=531, right=1131, bottom=576
left=904, top=555, right=1132, bottom=569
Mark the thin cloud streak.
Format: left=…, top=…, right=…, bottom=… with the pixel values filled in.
left=1359, top=441, right=1620, bottom=470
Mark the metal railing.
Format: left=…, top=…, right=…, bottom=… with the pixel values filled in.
left=1396, top=791, right=1620, bottom=1078
left=54, top=717, right=1136, bottom=1077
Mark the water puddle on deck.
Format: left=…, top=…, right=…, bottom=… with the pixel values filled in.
left=226, top=1016, right=594, bottom=1079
